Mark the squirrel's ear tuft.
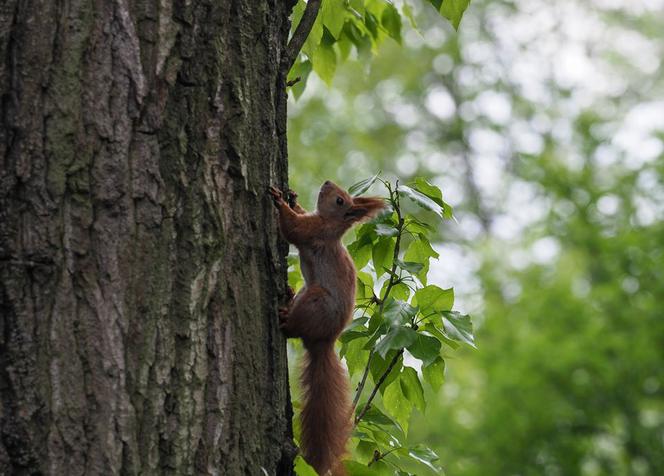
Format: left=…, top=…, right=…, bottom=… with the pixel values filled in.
left=344, top=197, right=386, bottom=222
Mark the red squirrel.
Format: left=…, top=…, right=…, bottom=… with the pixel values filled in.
left=269, top=181, right=385, bottom=476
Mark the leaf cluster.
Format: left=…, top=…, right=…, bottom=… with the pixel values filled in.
left=288, top=0, right=471, bottom=96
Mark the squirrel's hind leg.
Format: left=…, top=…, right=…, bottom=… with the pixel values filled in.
left=280, top=285, right=337, bottom=342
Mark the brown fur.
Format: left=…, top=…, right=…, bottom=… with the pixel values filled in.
left=269, top=182, right=386, bottom=475
left=300, top=341, right=351, bottom=475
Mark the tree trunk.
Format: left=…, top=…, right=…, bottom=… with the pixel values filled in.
left=0, top=1, right=295, bottom=474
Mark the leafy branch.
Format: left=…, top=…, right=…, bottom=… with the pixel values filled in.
left=285, top=0, right=472, bottom=94
left=289, top=174, right=474, bottom=475
left=341, top=175, right=473, bottom=475
left=353, top=180, right=405, bottom=425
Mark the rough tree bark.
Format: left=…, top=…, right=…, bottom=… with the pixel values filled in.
left=0, top=0, right=296, bottom=474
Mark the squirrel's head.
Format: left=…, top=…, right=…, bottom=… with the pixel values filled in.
left=316, top=180, right=386, bottom=226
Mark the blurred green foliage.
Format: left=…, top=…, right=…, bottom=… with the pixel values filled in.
left=287, top=0, right=664, bottom=474
left=288, top=0, right=470, bottom=93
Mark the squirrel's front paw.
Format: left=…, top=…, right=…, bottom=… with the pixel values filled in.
left=269, top=186, right=285, bottom=206
left=285, top=189, right=298, bottom=208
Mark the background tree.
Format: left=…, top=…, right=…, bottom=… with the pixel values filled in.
left=0, top=1, right=296, bottom=474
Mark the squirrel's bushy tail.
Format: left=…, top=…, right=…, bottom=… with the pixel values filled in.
left=300, top=340, right=351, bottom=476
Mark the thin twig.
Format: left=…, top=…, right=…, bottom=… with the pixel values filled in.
left=354, top=349, right=404, bottom=425
left=368, top=446, right=404, bottom=466
left=352, top=351, right=374, bottom=410
left=282, top=0, right=322, bottom=75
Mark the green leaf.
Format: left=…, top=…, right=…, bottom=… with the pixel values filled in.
left=423, top=323, right=460, bottom=350
left=354, top=222, right=379, bottom=244
left=337, top=36, right=352, bottom=61
left=365, top=324, right=389, bottom=354
left=383, top=380, right=413, bottom=434
left=400, top=367, right=426, bottom=412
left=339, top=329, right=369, bottom=344
left=407, top=333, right=442, bottom=366
left=348, top=0, right=365, bottom=15
left=369, top=349, right=402, bottom=391
left=428, top=0, right=443, bottom=10
left=390, top=282, right=411, bottom=301
left=359, top=405, right=398, bottom=427
left=294, top=455, right=318, bottom=476
left=344, top=20, right=372, bottom=58
left=399, top=185, right=445, bottom=220
left=344, top=460, right=374, bottom=476
left=375, top=327, right=417, bottom=358
left=383, top=299, right=418, bottom=326
left=358, top=271, right=374, bottom=289
left=302, top=7, right=324, bottom=58
left=364, top=11, right=380, bottom=40
left=321, top=0, right=346, bottom=39
left=405, top=216, right=433, bottom=235
left=343, top=336, right=371, bottom=377
left=348, top=172, right=380, bottom=196
left=340, top=316, right=369, bottom=343
left=413, top=177, right=453, bottom=219
left=381, top=3, right=402, bottom=44
left=287, top=253, right=304, bottom=289
left=422, top=357, right=446, bottom=392
left=350, top=242, right=373, bottom=271
left=312, top=41, right=336, bottom=85
left=288, top=59, right=312, bottom=100
left=375, top=223, right=398, bottom=237
left=355, top=439, right=376, bottom=461
left=395, top=259, right=423, bottom=274
left=290, top=0, right=306, bottom=30
left=363, top=423, right=405, bottom=448
left=348, top=315, right=369, bottom=330
left=356, top=271, right=375, bottom=301
left=402, top=2, right=417, bottom=29
left=367, top=310, right=386, bottom=335
left=345, top=459, right=390, bottom=475
left=408, top=445, right=442, bottom=473
left=413, top=177, right=443, bottom=204
left=372, top=236, right=395, bottom=278
left=349, top=230, right=374, bottom=270
left=442, top=311, right=476, bottom=348
left=414, top=285, right=454, bottom=313
left=403, top=237, right=439, bottom=285
left=440, top=0, right=471, bottom=30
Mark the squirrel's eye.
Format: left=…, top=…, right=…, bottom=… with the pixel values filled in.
left=336, top=197, right=344, bottom=206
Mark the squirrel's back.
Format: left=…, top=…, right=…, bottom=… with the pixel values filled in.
left=299, top=242, right=356, bottom=330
